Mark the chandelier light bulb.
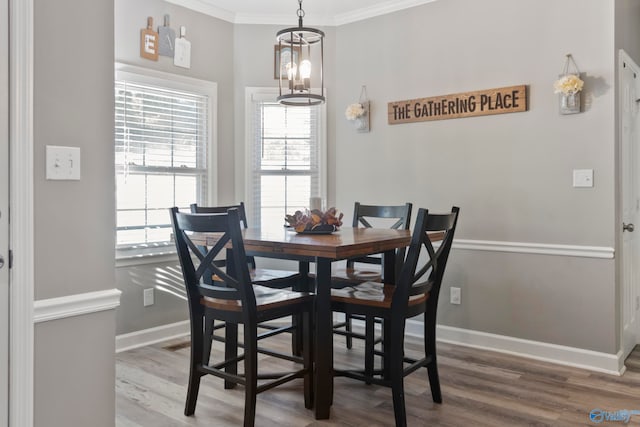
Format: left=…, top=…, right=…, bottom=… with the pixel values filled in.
left=286, top=62, right=297, bottom=80
left=299, top=60, right=312, bottom=79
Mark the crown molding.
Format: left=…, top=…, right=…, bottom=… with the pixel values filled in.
left=233, top=13, right=334, bottom=26
left=166, top=0, right=438, bottom=26
left=165, top=0, right=236, bottom=23
left=334, top=0, right=438, bottom=26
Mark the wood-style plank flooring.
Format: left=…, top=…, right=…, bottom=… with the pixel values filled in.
left=116, top=329, right=640, bottom=426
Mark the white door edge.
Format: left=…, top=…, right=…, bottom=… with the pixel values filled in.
left=0, top=0, right=8, bottom=424
left=9, top=0, right=34, bottom=426
left=619, top=49, right=640, bottom=361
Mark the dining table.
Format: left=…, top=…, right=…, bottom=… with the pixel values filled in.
left=196, top=225, right=412, bottom=419
left=247, top=226, right=414, bottom=419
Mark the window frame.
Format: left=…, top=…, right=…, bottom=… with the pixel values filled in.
left=244, top=87, right=327, bottom=229
left=114, top=63, right=217, bottom=261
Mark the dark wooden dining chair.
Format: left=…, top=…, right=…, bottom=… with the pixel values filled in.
left=331, top=206, right=459, bottom=427
left=333, top=202, right=413, bottom=282
left=329, top=202, right=412, bottom=350
left=190, top=202, right=304, bottom=355
left=170, top=207, right=314, bottom=427
left=190, top=202, right=301, bottom=289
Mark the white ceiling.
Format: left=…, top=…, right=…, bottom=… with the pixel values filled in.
left=165, top=0, right=438, bottom=26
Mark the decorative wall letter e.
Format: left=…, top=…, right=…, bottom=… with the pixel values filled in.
left=140, top=17, right=159, bottom=61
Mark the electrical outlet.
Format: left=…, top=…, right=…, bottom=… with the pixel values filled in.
left=450, top=287, right=461, bottom=305
left=573, top=169, right=593, bottom=188
left=143, top=288, right=155, bottom=307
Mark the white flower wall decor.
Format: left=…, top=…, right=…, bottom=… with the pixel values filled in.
left=345, top=103, right=365, bottom=121
left=554, top=54, right=584, bottom=115
left=345, top=86, right=370, bottom=132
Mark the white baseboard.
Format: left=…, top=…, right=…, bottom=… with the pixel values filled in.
left=405, top=320, right=624, bottom=376
left=115, top=316, right=624, bottom=375
left=116, top=320, right=190, bottom=353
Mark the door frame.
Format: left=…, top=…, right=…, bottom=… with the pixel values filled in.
left=620, top=49, right=640, bottom=363
left=0, top=0, right=8, bottom=423
left=9, top=0, right=34, bottom=426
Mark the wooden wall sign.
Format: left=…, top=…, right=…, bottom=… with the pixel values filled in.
left=387, top=84, right=527, bottom=125
left=140, top=17, right=159, bottom=61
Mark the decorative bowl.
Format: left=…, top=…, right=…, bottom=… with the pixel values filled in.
left=285, top=207, right=343, bottom=234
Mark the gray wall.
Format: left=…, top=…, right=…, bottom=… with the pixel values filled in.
left=114, top=0, right=235, bottom=335
left=232, top=23, right=338, bottom=206
left=35, top=0, right=116, bottom=301
left=31, top=0, right=628, bottom=425
left=35, top=312, right=116, bottom=427
left=332, top=0, right=617, bottom=353
left=613, top=0, right=640, bottom=340
left=115, top=0, right=623, bottom=355
left=114, top=0, right=235, bottom=203
left=616, top=0, right=640, bottom=65
left=34, top=0, right=116, bottom=425
left=116, top=261, right=187, bottom=334
left=114, top=18, right=337, bottom=335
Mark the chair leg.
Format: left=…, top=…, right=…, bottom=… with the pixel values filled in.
left=225, top=323, right=238, bottom=389
left=243, top=323, right=258, bottom=427
left=303, top=310, right=314, bottom=409
left=184, top=366, right=202, bottom=416
left=382, top=318, right=391, bottom=380
left=203, top=318, right=215, bottom=365
left=424, top=314, right=442, bottom=403
left=389, top=332, right=407, bottom=427
left=345, top=313, right=353, bottom=349
left=427, top=355, right=442, bottom=404
left=292, top=313, right=303, bottom=357
left=293, top=266, right=310, bottom=357
left=185, top=313, right=204, bottom=416
left=364, top=315, right=374, bottom=384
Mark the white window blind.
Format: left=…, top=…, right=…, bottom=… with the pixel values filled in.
left=115, top=76, right=209, bottom=254
left=248, top=92, right=325, bottom=230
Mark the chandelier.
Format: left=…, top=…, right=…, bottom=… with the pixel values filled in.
left=276, top=0, right=325, bottom=106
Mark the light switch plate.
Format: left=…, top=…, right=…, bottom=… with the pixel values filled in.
left=450, top=287, right=461, bottom=305
left=573, top=169, right=593, bottom=188
left=46, top=145, right=81, bottom=180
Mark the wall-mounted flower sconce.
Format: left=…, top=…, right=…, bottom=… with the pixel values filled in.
left=345, top=86, right=370, bottom=132
left=554, top=54, right=584, bottom=115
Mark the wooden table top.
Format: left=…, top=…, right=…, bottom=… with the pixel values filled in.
left=241, top=227, right=411, bottom=260
left=190, top=227, right=444, bottom=260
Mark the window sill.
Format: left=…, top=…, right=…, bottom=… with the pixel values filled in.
left=115, top=249, right=178, bottom=268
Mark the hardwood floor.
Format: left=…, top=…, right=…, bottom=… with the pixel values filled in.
left=116, top=329, right=640, bottom=426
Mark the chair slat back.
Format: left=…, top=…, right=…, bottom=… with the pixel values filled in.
left=349, top=202, right=413, bottom=267
left=190, top=202, right=256, bottom=270
left=190, top=202, right=249, bottom=228
left=393, top=207, right=459, bottom=313
left=352, top=202, right=412, bottom=230
left=170, top=207, right=256, bottom=315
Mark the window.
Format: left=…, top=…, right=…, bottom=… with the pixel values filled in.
left=246, top=88, right=326, bottom=229
left=115, top=65, right=217, bottom=258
